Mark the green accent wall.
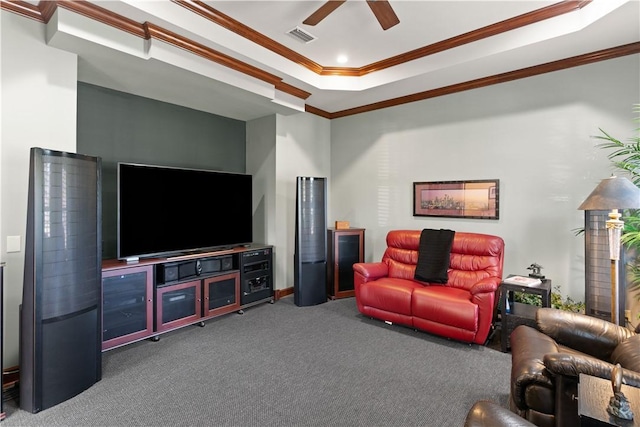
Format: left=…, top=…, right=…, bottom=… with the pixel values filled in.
left=76, top=82, right=246, bottom=259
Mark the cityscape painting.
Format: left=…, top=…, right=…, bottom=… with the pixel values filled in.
left=413, top=179, right=499, bottom=219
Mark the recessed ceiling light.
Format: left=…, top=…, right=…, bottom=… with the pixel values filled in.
left=336, top=55, right=348, bottom=64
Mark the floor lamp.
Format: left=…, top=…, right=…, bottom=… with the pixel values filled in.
left=579, top=176, right=640, bottom=325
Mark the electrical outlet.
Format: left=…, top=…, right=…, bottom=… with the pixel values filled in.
left=625, top=309, right=632, bottom=322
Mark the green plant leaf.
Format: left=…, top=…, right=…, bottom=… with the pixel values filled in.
left=595, top=104, right=640, bottom=301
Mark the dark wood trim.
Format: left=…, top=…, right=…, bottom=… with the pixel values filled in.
left=319, top=67, right=362, bottom=77
left=3, top=0, right=634, bottom=120
left=60, top=1, right=310, bottom=100
left=172, top=0, right=324, bottom=75
left=144, top=22, right=310, bottom=100
left=144, top=22, right=280, bottom=86
left=39, top=0, right=56, bottom=23
left=305, top=105, right=332, bottom=119
left=275, top=287, right=294, bottom=301
left=0, top=0, right=44, bottom=22
left=358, top=0, right=591, bottom=75
left=57, top=0, right=147, bottom=38
left=2, top=0, right=310, bottom=101
left=58, top=0, right=276, bottom=89
left=275, top=81, right=312, bottom=100
left=324, top=42, right=640, bottom=119
left=172, top=0, right=591, bottom=77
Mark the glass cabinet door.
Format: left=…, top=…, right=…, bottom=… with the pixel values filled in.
left=327, top=228, right=365, bottom=299
left=155, top=280, right=201, bottom=332
left=102, top=265, right=153, bottom=350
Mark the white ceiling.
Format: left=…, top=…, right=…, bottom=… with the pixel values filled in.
left=29, top=0, right=640, bottom=120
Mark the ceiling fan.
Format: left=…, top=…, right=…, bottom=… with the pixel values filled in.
left=303, top=0, right=400, bottom=31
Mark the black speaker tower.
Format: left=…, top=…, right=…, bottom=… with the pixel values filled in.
left=294, top=177, right=327, bottom=306
left=20, top=148, right=102, bottom=413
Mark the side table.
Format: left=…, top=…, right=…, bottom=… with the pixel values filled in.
left=326, top=228, right=365, bottom=299
left=579, top=373, right=639, bottom=426
left=500, top=276, right=552, bottom=352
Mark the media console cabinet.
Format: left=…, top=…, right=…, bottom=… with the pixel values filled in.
left=101, top=245, right=273, bottom=351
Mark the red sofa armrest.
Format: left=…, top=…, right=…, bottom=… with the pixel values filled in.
left=469, top=277, right=500, bottom=295
left=353, top=262, right=388, bottom=281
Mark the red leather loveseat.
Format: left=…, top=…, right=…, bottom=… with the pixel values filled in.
left=353, top=230, right=505, bottom=345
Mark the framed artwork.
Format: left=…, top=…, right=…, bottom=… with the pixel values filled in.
left=413, top=179, right=499, bottom=219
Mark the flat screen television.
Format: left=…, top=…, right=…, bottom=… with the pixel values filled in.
left=117, top=162, right=253, bottom=260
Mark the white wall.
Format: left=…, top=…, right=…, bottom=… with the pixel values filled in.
left=330, top=54, right=640, bottom=303
left=247, top=113, right=331, bottom=292
left=1, top=6, right=637, bottom=371
left=247, top=115, right=277, bottom=249
left=1, top=11, right=78, bottom=367
left=275, top=113, right=331, bottom=290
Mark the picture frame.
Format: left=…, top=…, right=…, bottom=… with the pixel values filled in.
left=413, top=179, right=499, bottom=219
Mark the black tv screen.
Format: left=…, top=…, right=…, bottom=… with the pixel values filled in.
left=117, top=162, right=253, bottom=260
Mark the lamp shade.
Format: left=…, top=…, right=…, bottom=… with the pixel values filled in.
left=578, top=176, right=640, bottom=210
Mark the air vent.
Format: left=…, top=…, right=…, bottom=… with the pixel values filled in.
left=287, top=26, right=317, bottom=44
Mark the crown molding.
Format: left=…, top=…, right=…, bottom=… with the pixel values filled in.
left=1, top=0, right=311, bottom=101
left=1, top=0, right=44, bottom=22
left=329, top=41, right=640, bottom=119
left=58, top=0, right=146, bottom=37
left=173, top=0, right=592, bottom=77
left=172, top=0, right=324, bottom=75
left=2, top=0, right=635, bottom=120
left=304, top=105, right=332, bottom=119
left=358, top=0, right=592, bottom=75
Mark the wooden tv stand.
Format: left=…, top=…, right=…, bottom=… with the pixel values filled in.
left=101, top=244, right=273, bottom=351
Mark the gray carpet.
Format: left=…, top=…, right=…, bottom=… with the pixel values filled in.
left=2, top=296, right=511, bottom=426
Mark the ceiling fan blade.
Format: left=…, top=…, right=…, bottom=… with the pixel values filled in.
left=303, top=0, right=347, bottom=26
left=366, top=0, right=400, bottom=30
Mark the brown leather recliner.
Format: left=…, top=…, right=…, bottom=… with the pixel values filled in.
left=464, top=400, right=535, bottom=427
left=509, top=308, right=640, bottom=427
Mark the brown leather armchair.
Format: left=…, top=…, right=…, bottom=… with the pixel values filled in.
left=509, top=308, right=640, bottom=427
left=465, top=400, right=534, bottom=427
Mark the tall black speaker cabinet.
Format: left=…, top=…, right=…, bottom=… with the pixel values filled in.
left=294, top=177, right=327, bottom=306
left=327, top=228, right=365, bottom=299
left=20, top=148, right=102, bottom=413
